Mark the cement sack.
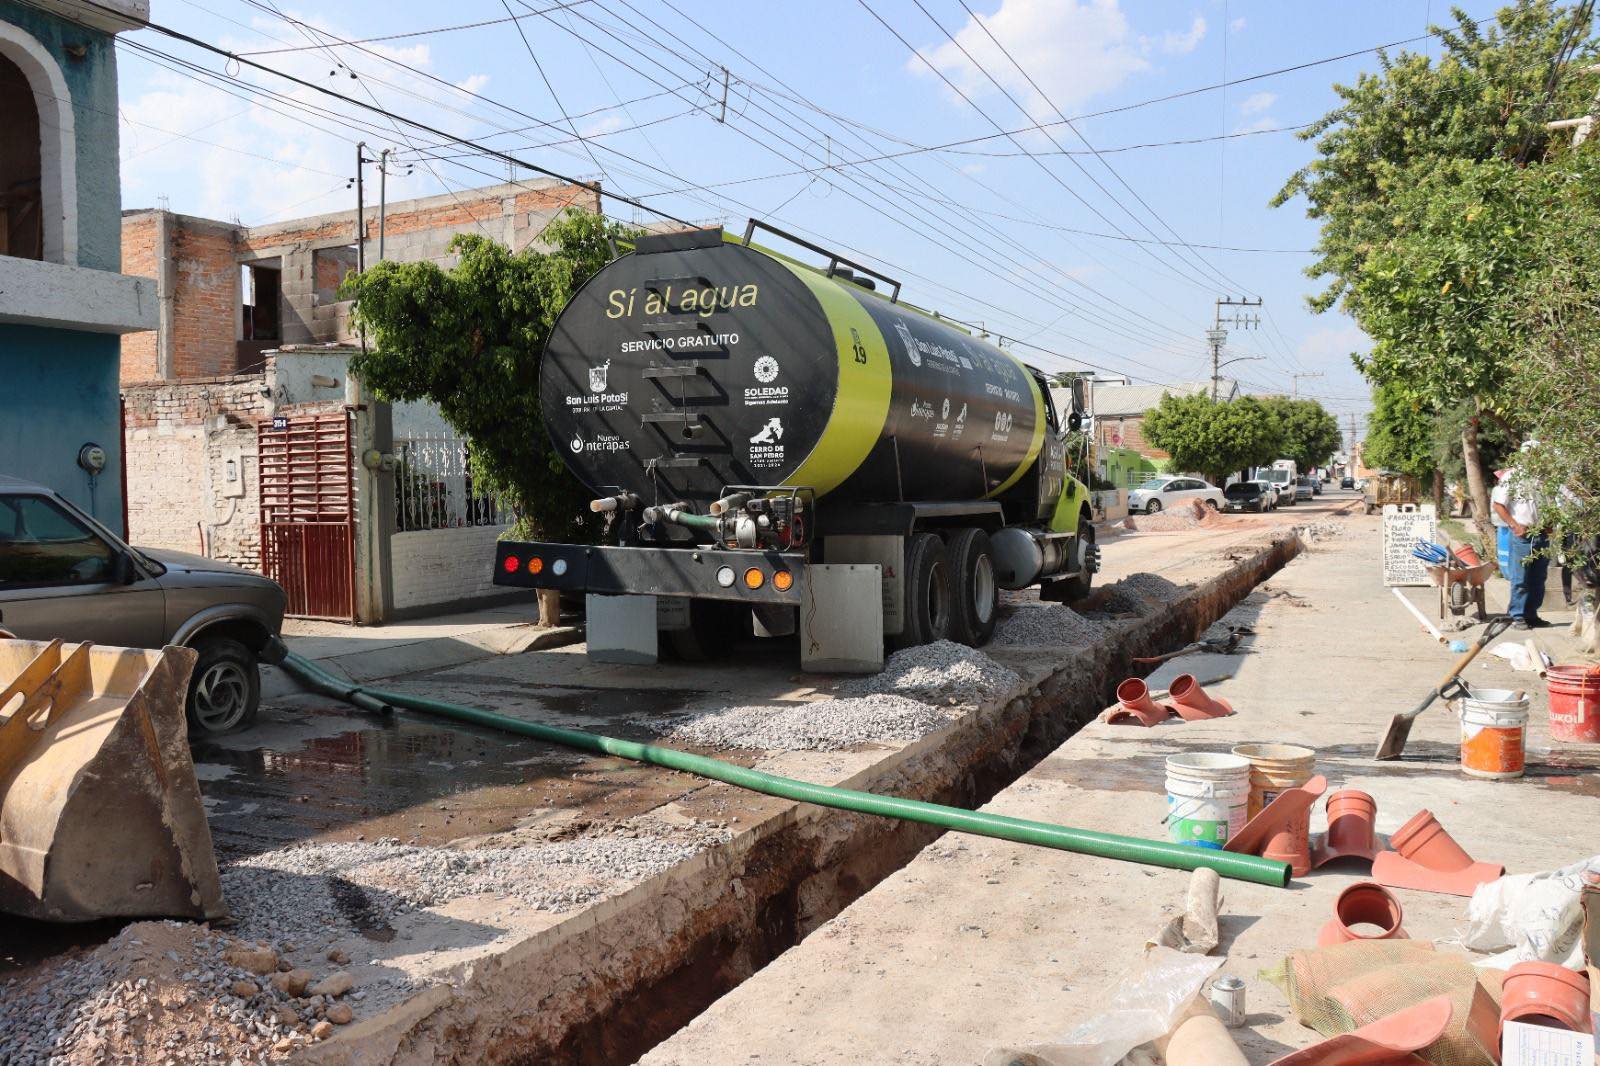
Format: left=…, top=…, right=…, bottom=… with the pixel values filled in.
left=1462, top=854, right=1600, bottom=970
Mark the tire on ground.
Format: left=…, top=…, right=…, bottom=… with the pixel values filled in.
left=1056, top=514, right=1096, bottom=602
left=186, top=635, right=260, bottom=735
left=946, top=527, right=999, bottom=647
left=891, top=531, right=953, bottom=651
left=1145, top=499, right=1163, bottom=514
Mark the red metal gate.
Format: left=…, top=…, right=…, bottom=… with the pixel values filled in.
left=259, top=411, right=356, bottom=621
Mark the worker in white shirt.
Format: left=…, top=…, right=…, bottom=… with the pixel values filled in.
left=1491, top=440, right=1550, bottom=630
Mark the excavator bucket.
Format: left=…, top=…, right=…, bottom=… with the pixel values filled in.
left=0, top=638, right=225, bottom=922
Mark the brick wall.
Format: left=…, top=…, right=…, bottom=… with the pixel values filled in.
left=171, top=221, right=241, bottom=379
left=121, top=215, right=159, bottom=381
left=122, top=374, right=269, bottom=568
left=1096, top=415, right=1167, bottom=458
left=390, top=525, right=512, bottom=611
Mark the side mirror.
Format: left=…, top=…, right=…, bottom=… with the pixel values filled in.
left=109, top=551, right=137, bottom=585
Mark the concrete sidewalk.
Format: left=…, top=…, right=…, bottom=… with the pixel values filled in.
left=641, top=514, right=1599, bottom=1065
left=262, top=601, right=581, bottom=700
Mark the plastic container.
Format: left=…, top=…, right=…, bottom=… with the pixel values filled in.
left=1547, top=664, right=1600, bottom=744
left=1457, top=689, right=1529, bottom=779
left=1166, top=753, right=1251, bottom=849
left=1230, top=743, right=1316, bottom=819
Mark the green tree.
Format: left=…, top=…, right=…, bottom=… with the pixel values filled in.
left=1362, top=382, right=1436, bottom=482
left=345, top=210, right=637, bottom=543
left=1274, top=0, right=1598, bottom=536
left=1142, top=394, right=1285, bottom=487
left=1260, top=397, right=1343, bottom=472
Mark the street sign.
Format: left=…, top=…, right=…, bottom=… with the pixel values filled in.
left=271, top=416, right=288, bottom=431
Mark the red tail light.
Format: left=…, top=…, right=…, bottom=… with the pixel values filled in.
left=503, top=555, right=520, bottom=573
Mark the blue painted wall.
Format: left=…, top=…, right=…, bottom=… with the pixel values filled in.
left=1, top=0, right=124, bottom=270
left=0, top=326, right=125, bottom=530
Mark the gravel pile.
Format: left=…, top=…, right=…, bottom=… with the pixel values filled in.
left=993, top=604, right=1100, bottom=647
left=667, top=693, right=961, bottom=751
left=835, top=640, right=1022, bottom=706
left=224, top=822, right=722, bottom=951
left=0, top=921, right=374, bottom=1064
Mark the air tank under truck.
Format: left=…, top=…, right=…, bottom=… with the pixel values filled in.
left=493, top=223, right=1098, bottom=671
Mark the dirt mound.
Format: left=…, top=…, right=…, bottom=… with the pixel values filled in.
left=0, top=920, right=363, bottom=1063
left=1120, top=499, right=1213, bottom=532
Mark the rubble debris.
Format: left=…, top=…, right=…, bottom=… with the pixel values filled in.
left=0, top=920, right=373, bottom=1064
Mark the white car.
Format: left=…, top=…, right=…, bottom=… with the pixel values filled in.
left=1127, top=476, right=1225, bottom=515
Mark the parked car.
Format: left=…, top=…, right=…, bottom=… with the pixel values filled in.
left=0, top=476, right=285, bottom=735
left=1127, top=475, right=1225, bottom=515
left=1294, top=475, right=1315, bottom=502
left=1222, top=481, right=1274, bottom=513
left=1341, top=475, right=1355, bottom=489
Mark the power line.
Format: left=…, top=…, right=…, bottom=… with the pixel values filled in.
left=235, top=0, right=595, bottom=56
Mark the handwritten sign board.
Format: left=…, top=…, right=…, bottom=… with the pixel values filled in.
left=1382, top=504, right=1438, bottom=587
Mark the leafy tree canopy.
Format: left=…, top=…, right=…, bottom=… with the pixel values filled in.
left=345, top=210, right=637, bottom=541
left=1362, top=382, right=1437, bottom=481
left=1142, top=394, right=1285, bottom=487
left=1259, top=396, right=1343, bottom=472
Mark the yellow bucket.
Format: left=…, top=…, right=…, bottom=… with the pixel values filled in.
left=1231, top=743, right=1315, bottom=819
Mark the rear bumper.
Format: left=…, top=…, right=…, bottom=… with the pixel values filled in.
left=491, top=541, right=806, bottom=605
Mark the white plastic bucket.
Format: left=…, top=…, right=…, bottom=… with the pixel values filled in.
left=1165, top=753, right=1251, bottom=849
left=1458, top=689, right=1530, bottom=780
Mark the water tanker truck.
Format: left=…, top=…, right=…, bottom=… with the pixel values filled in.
left=492, top=222, right=1099, bottom=670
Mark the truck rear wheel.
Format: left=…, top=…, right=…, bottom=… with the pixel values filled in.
left=946, top=527, right=998, bottom=647
left=891, top=532, right=952, bottom=651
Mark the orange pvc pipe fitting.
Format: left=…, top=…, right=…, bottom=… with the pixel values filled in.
left=1109, top=678, right=1173, bottom=727
left=1316, top=882, right=1408, bottom=947
left=1388, top=810, right=1475, bottom=872
left=1169, top=673, right=1234, bottom=720
left=1268, top=994, right=1452, bottom=1065
left=1224, top=774, right=1326, bottom=876
left=1500, top=962, right=1593, bottom=1040
left=1313, top=790, right=1379, bottom=868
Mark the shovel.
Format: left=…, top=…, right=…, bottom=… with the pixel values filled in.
left=1374, top=615, right=1512, bottom=760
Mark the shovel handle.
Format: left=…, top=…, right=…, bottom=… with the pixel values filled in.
left=1437, top=615, right=1512, bottom=690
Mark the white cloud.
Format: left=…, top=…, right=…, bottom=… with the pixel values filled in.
left=1238, top=91, right=1276, bottom=115
left=1230, top=16, right=1247, bottom=33
left=579, top=114, right=625, bottom=139
left=914, top=0, right=1155, bottom=118
left=1161, top=16, right=1207, bottom=55
left=454, top=73, right=490, bottom=95
left=118, top=14, right=509, bottom=225
left=1232, top=116, right=1282, bottom=135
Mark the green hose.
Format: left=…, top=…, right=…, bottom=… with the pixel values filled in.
left=270, top=646, right=1290, bottom=887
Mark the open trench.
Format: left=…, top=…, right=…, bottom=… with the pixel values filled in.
left=305, top=526, right=1310, bottom=1066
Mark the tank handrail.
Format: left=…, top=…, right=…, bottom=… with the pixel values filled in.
left=741, top=219, right=903, bottom=303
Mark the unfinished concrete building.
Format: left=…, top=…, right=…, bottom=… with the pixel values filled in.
left=119, top=177, right=601, bottom=381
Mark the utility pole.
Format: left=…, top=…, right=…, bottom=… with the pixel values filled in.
left=377, top=148, right=390, bottom=261
left=1210, top=296, right=1263, bottom=400
left=354, top=141, right=366, bottom=274
left=717, top=66, right=729, bottom=123
left=1291, top=371, right=1324, bottom=399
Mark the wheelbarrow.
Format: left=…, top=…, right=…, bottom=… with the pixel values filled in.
left=1423, top=560, right=1496, bottom=621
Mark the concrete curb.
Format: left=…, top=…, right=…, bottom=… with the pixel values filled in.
left=261, top=624, right=584, bottom=701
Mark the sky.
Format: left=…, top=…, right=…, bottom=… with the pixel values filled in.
left=110, top=0, right=1515, bottom=442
